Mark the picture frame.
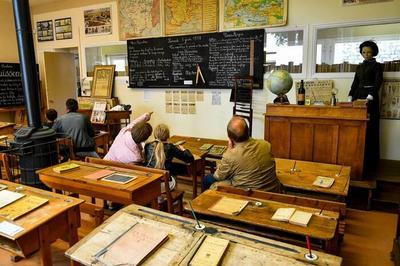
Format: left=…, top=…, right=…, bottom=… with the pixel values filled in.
left=54, top=17, right=72, bottom=40
left=84, top=7, right=112, bottom=36
left=91, top=65, right=115, bottom=98
left=342, top=0, right=393, bottom=5
left=37, top=20, right=54, bottom=42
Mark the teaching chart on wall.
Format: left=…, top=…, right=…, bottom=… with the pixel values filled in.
left=127, top=29, right=264, bottom=89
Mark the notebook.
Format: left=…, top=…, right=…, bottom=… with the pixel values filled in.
left=271, top=208, right=313, bottom=227
left=199, top=143, right=213, bottom=150
left=52, top=163, right=80, bottom=173
left=0, top=195, right=48, bottom=220
left=208, top=145, right=227, bottom=156
left=97, top=223, right=169, bottom=265
left=190, top=236, right=229, bottom=266
left=208, top=197, right=249, bottom=216
left=102, top=173, right=137, bottom=184
left=313, top=176, right=335, bottom=188
left=0, top=190, right=25, bottom=208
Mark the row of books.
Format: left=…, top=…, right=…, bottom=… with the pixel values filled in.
left=264, top=62, right=303, bottom=73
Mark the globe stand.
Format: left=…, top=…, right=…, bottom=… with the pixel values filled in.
left=273, top=93, right=290, bottom=104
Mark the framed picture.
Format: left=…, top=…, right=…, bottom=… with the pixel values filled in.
left=91, top=65, right=115, bottom=98
left=54, top=17, right=72, bottom=40
left=342, top=0, right=393, bottom=5
left=37, top=20, right=54, bottom=42
left=84, top=7, right=112, bottom=36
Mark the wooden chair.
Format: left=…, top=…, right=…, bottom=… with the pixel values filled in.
left=68, top=193, right=104, bottom=227
left=56, top=137, right=86, bottom=162
left=0, top=153, right=20, bottom=182
left=85, top=157, right=184, bottom=215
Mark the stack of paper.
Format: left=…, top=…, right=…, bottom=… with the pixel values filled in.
left=0, top=190, right=25, bottom=208
left=313, top=176, right=335, bottom=188
left=208, top=197, right=249, bottom=216
left=271, top=208, right=313, bottom=227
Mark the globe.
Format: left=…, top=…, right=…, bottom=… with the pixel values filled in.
left=266, top=70, right=293, bottom=104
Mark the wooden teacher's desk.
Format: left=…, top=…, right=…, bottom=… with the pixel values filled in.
left=264, top=104, right=367, bottom=179
left=169, top=135, right=228, bottom=198
left=275, top=158, right=350, bottom=202
left=37, top=160, right=163, bottom=208
left=66, top=204, right=342, bottom=266
left=0, top=180, right=83, bottom=266
left=190, top=189, right=340, bottom=254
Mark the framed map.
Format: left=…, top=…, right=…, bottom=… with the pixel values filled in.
left=221, top=0, right=287, bottom=31
left=164, top=0, right=218, bottom=36
left=84, top=7, right=112, bottom=35
left=118, top=0, right=162, bottom=40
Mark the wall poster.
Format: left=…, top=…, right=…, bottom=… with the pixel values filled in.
left=55, top=17, right=72, bottom=40
left=37, top=20, right=54, bottom=42
left=84, top=7, right=112, bottom=35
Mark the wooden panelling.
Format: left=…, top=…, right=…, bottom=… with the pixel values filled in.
left=290, top=123, right=314, bottom=161
left=313, top=124, right=339, bottom=164
left=265, top=104, right=368, bottom=179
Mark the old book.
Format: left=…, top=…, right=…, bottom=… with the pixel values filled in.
left=271, top=208, right=296, bottom=222
left=102, top=173, right=137, bottom=184
left=0, top=190, right=25, bottom=208
left=52, top=163, right=80, bottom=173
left=90, top=102, right=107, bottom=123
left=199, top=143, right=213, bottom=150
left=0, top=195, right=48, bottom=220
left=98, top=223, right=169, bottom=265
left=208, top=145, right=227, bottom=156
left=208, top=197, right=249, bottom=216
left=84, top=169, right=115, bottom=180
left=313, top=176, right=335, bottom=188
left=289, top=210, right=313, bottom=227
left=190, top=236, right=229, bottom=266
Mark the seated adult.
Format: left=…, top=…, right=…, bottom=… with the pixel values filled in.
left=104, top=112, right=153, bottom=164
left=43, top=108, right=57, bottom=128
left=203, top=116, right=281, bottom=192
left=53, top=98, right=99, bottom=158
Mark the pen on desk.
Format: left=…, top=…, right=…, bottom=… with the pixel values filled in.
left=336, top=164, right=344, bottom=177
left=188, top=201, right=203, bottom=229
left=290, top=160, right=297, bottom=173
left=306, top=236, right=312, bottom=257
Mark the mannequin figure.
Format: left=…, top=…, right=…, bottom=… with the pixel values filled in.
left=349, top=40, right=383, bottom=173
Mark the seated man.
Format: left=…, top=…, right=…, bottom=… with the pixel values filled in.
left=53, top=98, right=99, bottom=158
left=203, top=116, right=281, bottom=192
left=104, top=112, right=153, bottom=164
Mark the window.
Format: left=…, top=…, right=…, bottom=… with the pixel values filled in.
left=264, top=27, right=306, bottom=76
left=85, top=44, right=128, bottom=77
left=314, top=19, right=400, bottom=74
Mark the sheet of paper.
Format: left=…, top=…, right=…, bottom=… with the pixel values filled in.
left=189, top=103, right=196, bottom=114
left=190, top=236, right=229, bottom=266
left=0, top=195, right=48, bottom=220
left=181, top=103, right=189, bottom=114
left=212, top=91, right=221, bottom=105
left=173, top=90, right=180, bottom=102
left=189, top=91, right=196, bottom=102
left=271, top=208, right=296, bottom=222
left=0, top=190, right=25, bottom=208
left=196, top=91, right=204, bottom=102
left=181, top=90, right=188, bottom=102
left=0, top=221, right=24, bottom=236
left=166, top=102, right=173, bottom=113
left=84, top=169, right=115, bottom=180
left=173, top=103, right=180, bottom=114
left=165, top=90, right=172, bottom=101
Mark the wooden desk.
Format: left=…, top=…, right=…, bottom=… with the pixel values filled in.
left=0, top=122, right=15, bottom=135
left=190, top=189, right=340, bottom=254
left=37, top=160, right=162, bottom=208
left=276, top=158, right=350, bottom=202
left=264, top=104, right=367, bottom=179
left=93, top=131, right=109, bottom=155
left=0, top=180, right=83, bottom=266
left=169, top=135, right=228, bottom=198
left=66, top=204, right=342, bottom=265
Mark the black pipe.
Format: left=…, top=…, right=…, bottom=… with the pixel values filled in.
left=12, top=0, right=42, bottom=129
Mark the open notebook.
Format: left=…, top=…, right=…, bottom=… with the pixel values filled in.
left=271, top=208, right=313, bottom=227
left=313, top=176, right=335, bottom=188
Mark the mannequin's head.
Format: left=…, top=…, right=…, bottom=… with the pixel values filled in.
left=359, top=40, right=379, bottom=61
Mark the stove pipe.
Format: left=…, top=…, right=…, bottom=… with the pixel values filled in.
left=12, top=0, right=42, bottom=128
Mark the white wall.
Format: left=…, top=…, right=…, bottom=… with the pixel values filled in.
left=31, top=0, right=400, bottom=159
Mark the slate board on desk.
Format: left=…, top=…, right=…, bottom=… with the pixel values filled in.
left=127, top=29, right=264, bottom=89
left=0, top=63, right=25, bottom=107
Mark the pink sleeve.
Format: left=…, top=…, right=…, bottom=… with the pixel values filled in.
left=125, top=113, right=149, bottom=130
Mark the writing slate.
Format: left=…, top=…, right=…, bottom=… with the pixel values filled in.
left=127, top=29, right=264, bottom=89
left=0, top=63, right=25, bottom=107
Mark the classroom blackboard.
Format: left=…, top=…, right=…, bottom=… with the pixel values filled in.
left=0, top=63, right=25, bottom=107
left=127, top=29, right=264, bottom=89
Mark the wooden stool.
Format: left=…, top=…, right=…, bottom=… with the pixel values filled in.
left=350, top=180, right=376, bottom=210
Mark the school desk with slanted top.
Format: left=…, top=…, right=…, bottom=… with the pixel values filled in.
left=0, top=180, right=83, bottom=266
left=37, top=160, right=163, bottom=208
left=169, top=135, right=228, bottom=198
left=275, top=158, right=350, bottom=202
left=189, top=189, right=340, bottom=254
left=66, top=203, right=342, bottom=266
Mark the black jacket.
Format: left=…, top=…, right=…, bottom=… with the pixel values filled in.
left=144, top=141, right=194, bottom=173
